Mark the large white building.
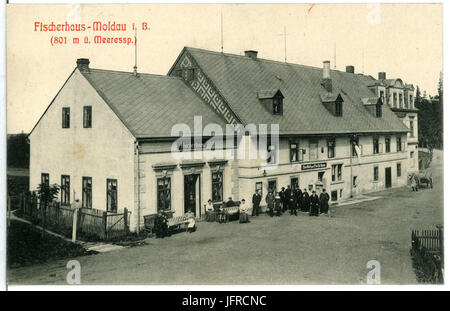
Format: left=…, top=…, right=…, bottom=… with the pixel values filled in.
left=29, top=47, right=418, bottom=232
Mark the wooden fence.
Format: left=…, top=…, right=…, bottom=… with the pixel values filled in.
left=20, top=192, right=130, bottom=241
left=411, top=228, right=444, bottom=283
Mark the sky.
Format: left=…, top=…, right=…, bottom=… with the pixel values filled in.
left=6, top=3, right=443, bottom=134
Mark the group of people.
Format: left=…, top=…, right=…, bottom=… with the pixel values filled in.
left=253, top=185, right=330, bottom=218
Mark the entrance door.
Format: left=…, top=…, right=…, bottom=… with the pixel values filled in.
left=385, top=167, right=392, bottom=188
left=184, top=174, right=200, bottom=216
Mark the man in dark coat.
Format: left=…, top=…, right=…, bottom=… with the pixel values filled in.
left=319, top=189, right=330, bottom=214
left=265, top=191, right=275, bottom=217
left=252, top=190, right=261, bottom=216
left=309, top=190, right=320, bottom=216
left=279, top=187, right=286, bottom=212
left=294, top=186, right=302, bottom=213
left=301, top=189, right=310, bottom=212
left=285, top=186, right=293, bottom=215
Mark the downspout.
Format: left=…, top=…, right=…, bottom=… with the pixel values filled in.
left=135, top=141, right=141, bottom=235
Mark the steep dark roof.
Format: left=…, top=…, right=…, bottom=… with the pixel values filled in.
left=81, top=69, right=228, bottom=138
left=184, top=47, right=409, bottom=135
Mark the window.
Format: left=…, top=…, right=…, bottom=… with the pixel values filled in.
left=335, top=101, right=342, bottom=116
left=268, top=179, right=277, bottom=194
left=309, top=139, right=318, bottom=160
left=273, top=96, right=283, bottom=115
left=157, top=177, right=171, bottom=211
left=331, top=190, right=338, bottom=201
left=267, top=144, right=277, bottom=164
left=379, top=90, right=385, bottom=103
left=399, top=94, right=403, bottom=107
left=106, top=179, right=118, bottom=212
left=41, top=173, right=49, bottom=187
left=211, top=171, right=223, bottom=202
left=62, top=107, right=70, bottom=128
left=396, top=137, right=402, bottom=152
left=291, top=177, right=299, bottom=189
left=373, top=166, right=379, bottom=181
left=351, top=137, right=359, bottom=156
left=409, top=120, right=414, bottom=137
left=327, top=138, right=336, bottom=158
left=373, top=137, right=379, bottom=154
left=331, top=164, right=343, bottom=182
left=290, top=142, right=299, bottom=162
left=318, top=172, right=324, bottom=182
left=61, top=175, right=70, bottom=205
left=82, top=177, right=92, bottom=209
left=409, top=95, right=413, bottom=108
left=83, top=106, right=92, bottom=128
left=393, top=93, right=397, bottom=108
left=375, top=104, right=382, bottom=117
left=385, top=136, right=391, bottom=153
left=397, top=163, right=402, bottom=177
left=255, top=182, right=263, bottom=197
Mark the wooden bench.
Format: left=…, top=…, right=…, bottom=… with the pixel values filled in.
left=167, top=215, right=190, bottom=231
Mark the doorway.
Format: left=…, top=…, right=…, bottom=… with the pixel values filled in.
left=385, top=167, right=392, bottom=188
left=184, top=174, right=201, bottom=217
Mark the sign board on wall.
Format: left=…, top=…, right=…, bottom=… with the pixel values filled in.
left=301, top=162, right=327, bottom=171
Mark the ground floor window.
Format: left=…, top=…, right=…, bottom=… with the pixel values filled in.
left=157, top=177, right=171, bottom=211
left=331, top=164, right=343, bottom=182
left=41, top=173, right=49, bottom=187
left=82, top=177, right=92, bottom=209
left=106, top=179, right=117, bottom=212
left=61, top=175, right=70, bottom=205
left=268, top=179, right=277, bottom=194
left=353, top=176, right=358, bottom=188
left=397, top=163, right=402, bottom=177
left=291, top=177, right=299, bottom=189
left=255, top=182, right=263, bottom=197
left=211, top=171, right=223, bottom=202
left=373, top=166, right=379, bottom=181
left=331, top=190, right=338, bottom=201
left=318, top=171, right=324, bottom=182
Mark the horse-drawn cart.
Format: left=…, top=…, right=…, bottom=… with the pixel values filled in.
left=409, top=170, right=433, bottom=189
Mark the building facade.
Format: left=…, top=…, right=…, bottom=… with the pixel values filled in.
left=29, top=48, right=417, bottom=232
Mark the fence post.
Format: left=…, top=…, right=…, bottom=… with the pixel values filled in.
left=7, top=195, right=11, bottom=228
left=124, top=208, right=129, bottom=233
left=72, top=208, right=78, bottom=242
left=103, top=211, right=108, bottom=240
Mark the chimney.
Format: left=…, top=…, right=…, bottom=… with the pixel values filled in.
left=321, top=60, right=332, bottom=92
left=378, top=72, right=386, bottom=80
left=346, top=65, right=355, bottom=74
left=244, top=50, right=258, bottom=60
left=76, top=58, right=90, bottom=72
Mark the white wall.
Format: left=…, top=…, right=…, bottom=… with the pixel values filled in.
left=29, top=69, right=137, bottom=229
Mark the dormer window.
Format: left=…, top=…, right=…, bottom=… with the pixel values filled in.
left=375, top=104, right=382, bottom=117
left=361, top=97, right=383, bottom=118
left=258, top=89, right=284, bottom=115
left=273, top=96, right=283, bottom=115
left=335, top=101, right=342, bottom=116
left=321, top=93, right=343, bottom=117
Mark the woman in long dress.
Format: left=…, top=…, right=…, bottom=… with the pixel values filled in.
left=185, top=209, right=196, bottom=233
left=239, top=199, right=250, bottom=223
